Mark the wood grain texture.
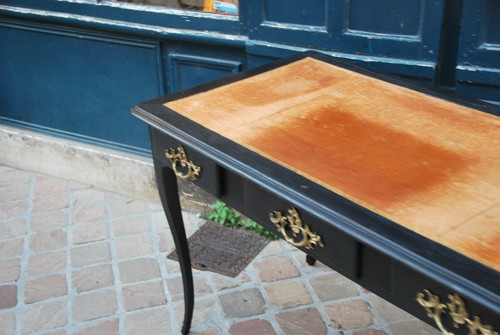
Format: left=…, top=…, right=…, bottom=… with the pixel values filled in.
left=165, top=57, right=500, bottom=271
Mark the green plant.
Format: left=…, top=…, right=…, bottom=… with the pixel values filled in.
left=202, top=201, right=279, bottom=241
left=204, top=201, right=240, bottom=227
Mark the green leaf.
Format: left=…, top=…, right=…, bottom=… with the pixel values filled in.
left=202, top=201, right=278, bottom=240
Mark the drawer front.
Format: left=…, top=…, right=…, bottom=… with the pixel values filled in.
left=150, top=128, right=221, bottom=197
left=392, top=261, right=500, bottom=334
left=242, top=180, right=359, bottom=279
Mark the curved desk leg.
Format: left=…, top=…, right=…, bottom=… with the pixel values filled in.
left=155, top=163, right=194, bottom=335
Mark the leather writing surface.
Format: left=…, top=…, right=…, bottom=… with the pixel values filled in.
left=165, top=57, right=500, bottom=271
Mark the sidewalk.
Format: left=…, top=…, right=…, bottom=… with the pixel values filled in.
left=0, top=165, right=440, bottom=335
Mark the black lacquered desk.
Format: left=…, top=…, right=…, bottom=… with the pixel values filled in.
left=132, top=52, right=500, bottom=335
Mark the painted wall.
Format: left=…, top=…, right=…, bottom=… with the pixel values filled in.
left=0, top=0, right=498, bottom=155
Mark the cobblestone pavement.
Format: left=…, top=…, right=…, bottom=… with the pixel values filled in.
left=0, top=165, right=441, bottom=335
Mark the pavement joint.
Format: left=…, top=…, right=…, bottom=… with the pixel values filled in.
left=0, top=165, right=441, bottom=335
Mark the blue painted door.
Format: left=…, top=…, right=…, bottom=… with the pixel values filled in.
left=0, top=0, right=498, bottom=154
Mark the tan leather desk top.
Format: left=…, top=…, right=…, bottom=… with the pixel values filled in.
left=165, top=57, right=500, bottom=271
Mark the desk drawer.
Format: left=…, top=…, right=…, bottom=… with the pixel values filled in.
left=243, top=181, right=359, bottom=278
left=150, top=128, right=221, bottom=197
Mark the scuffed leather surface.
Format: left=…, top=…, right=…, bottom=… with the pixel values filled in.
left=165, top=57, right=500, bottom=271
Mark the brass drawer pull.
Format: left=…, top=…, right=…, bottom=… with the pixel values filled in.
left=416, top=290, right=498, bottom=335
left=269, top=208, right=324, bottom=249
left=165, top=145, right=201, bottom=181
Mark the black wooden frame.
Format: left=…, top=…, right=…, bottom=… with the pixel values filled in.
left=132, top=51, right=500, bottom=334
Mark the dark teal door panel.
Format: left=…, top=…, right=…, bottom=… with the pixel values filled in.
left=1, top=0, right=498, bottom=155
left=0, top=21, right=163, bottom=153
left=248, top=0, right=444, bottom=67
left=455, top=0, right=500, bottom=104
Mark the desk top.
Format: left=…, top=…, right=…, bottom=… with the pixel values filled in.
left=165, top=57, right=500, bottom=272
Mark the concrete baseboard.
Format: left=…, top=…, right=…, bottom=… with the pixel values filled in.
left=0, top=124, right=160, bottom=202
left=0, top=125, right=216, bottom=213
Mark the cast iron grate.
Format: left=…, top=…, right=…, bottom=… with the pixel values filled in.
left=168, top=220, right=269, bottom=277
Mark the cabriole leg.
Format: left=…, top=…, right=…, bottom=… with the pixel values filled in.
left=155, top=162, right=194, bottom=334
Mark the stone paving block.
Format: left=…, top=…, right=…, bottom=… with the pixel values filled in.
left=166, top=276, right=212, bottom=302
left=28, top=250, right=67, bottom=277
left=74, top=319, right=119, bottom=335
left=72, top=289, right=117, bottom=322
left=21, top=300, right=67, bottom=335
left=24, top=274, right=67, bottom=304
left=309, top=272, right=359, bottom=302
left=388, top=319, right=442, bottom=335
left=239, top=271, right=251, bottom=283
left=113, top=215, right=151, bottom=237
left=275, top=307, right=327, bottom=335
left=31, top=212, right=68, bottom=232
left=34, top=179, right=67, bottom=196
left=174, top=297, right=215, bottom=329
left=324, top=299, right=373, bottom=330
left=0, top=258, right=20, bottom=283
left=0, top=201, right=30, bottom=220
left=72, top=264, right=114, bottom=293
left=0, top=219, right=27, bottom=239
left=368, top=295, right=414, bottom=323
left=0, top=183, right=30, bottom=202
left=115, top=235, right=154, bottom=260
left=125, top=307, right=171, bottom=335
left=211, top=274, right=239, bottom=292
left=110, top=199, right=145, bottom=218
left=291, top=250, right=331, bottom=272
left=71, top=206, right=107, bottom=224
left=72, top=222, right=108, bottom=245
left=69, top=180, right=91, bottom=190
left=0, top=170, right=30, bottom=186
left=35, top=174, right=49, bottom=182
left=165, top=258, right=181, bottom=274
left=107, top=192, right=122, bottom=201
left=30, top=230, right=67, bottom=252
left=44, top=330, right=66, bottom=335
left=71, top=242, right=111, bottom=268
left=149, top=202, right=163, bottom=211
left=118, top=258, right=161, bottom=284
left=264, top=280, right=313, bottom=309
left=33, top=194, right=69, bottom=214
left=0, top=285, right=17, bottom=309
left=260, top=241, right=283, bottom=258
left=152, top=211, right=168, bottom=230
left=183, top=211, right=203, bottom=231
left=71, top=189, right=106, bottom=207
left=281, top=239, right=296, bottom=251
left=122, top=281, right=166, bottom=311
left=0, top=312, right=15, bottom=335
left=252, top=257, right=299, bottom=282
left=191, top=330, right=221, bottom=335
left=0, top=238, right=24, bottom=260
left=219, top=288, right=266, bottom=318
left=158, top=230, right=175, bottom=253
left=352, top=329, right=387, bottom=335
left=229, top=319, right=276, bottom=335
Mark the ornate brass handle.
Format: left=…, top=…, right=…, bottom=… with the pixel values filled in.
left=416, top=290, right=498, bottom=335
left=269, top=208, right=323, bottom=249
left=165, top=145, right=201, bottom=181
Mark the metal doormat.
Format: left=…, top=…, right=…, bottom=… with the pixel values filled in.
left=167, top=220, right=269, bottom=277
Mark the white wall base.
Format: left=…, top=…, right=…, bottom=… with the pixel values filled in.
left=0, top=125, right=160, bottom=203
